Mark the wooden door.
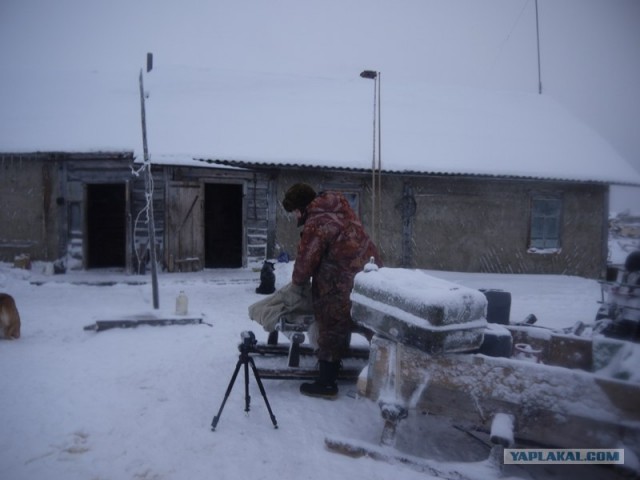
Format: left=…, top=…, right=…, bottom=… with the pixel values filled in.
left=166, top=182, right=204, bottom=271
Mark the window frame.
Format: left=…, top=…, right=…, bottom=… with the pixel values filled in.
left=528, top=193, right=563, bottom=252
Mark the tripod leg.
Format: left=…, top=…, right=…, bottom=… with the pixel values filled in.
left=211, top=359, right=243, bottom=431
left=248, top=356, right=278, bottom=428
left=244, top=356, right=251, bottom=413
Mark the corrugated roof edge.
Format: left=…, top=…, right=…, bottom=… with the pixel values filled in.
left=0, top=150, right=133, bottom=160
left=203, top=158, right=640, bottom=186
left=3, top=153, right=637, bottom=187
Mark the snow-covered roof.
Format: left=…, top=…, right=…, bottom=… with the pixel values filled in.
left=2, top=66, right=639, bottom=186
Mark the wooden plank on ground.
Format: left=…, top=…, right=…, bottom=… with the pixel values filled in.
left=256, top=366, right=363, bottom=381
left=83, top=317, right=205, bottom=332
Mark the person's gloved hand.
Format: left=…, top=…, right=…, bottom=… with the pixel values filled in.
left=283, top=282, right=311, bottom=311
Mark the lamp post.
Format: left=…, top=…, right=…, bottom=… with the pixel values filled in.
left=360, top=70, right=381, bottom=244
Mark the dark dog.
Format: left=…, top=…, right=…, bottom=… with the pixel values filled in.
left=0, top=293, right=21, bottom=339
left=255, top=261, right=276, bottom=294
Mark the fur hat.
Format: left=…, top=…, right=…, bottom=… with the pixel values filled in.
left=282, top=183, right=317, bottom=212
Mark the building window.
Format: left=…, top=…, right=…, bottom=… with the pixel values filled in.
left=529, top=195, right=562, bottom=252
left=323, top=183, right=361, bottom=216
left=341, top=191, right=360, bottom=215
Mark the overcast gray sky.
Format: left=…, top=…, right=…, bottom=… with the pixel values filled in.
left=1, top=0, right=638, bottom=179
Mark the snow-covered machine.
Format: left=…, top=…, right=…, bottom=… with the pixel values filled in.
left=336, top=266, right=640, bottom=477
left=350, top=266, right=487, bottom=354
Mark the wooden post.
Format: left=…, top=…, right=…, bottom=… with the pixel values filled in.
left=139, top=63, right=159, bottom=309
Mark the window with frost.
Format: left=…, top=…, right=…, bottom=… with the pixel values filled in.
left=529, top=196, right=562, bottom=252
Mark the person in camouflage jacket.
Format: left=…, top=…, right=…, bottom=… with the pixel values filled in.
left=282, top=183, right=381, bottom=398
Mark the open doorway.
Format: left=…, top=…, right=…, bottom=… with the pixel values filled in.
left=86, top=183, right=127, bottom=268
left=204, top=183, right=243, bottom=268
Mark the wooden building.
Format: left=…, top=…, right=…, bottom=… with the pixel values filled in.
left=0, top=153, right=274, bottom=273
left=213, top=159, right=611, bottom=278
left=0, top=151, right=615, bottom=278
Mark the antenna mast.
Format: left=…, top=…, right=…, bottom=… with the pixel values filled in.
left=535, top=0, right=543, bottom=94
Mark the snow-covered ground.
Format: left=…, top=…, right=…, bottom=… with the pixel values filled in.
left=0, top=260, right=636, bottom=480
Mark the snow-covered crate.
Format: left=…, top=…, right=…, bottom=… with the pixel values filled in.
left=351, top=267, right=487, bottom=354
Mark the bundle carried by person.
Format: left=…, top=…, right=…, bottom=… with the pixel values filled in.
left=248, top=282, right=314, bottom=333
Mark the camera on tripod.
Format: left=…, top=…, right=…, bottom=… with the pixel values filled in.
left=211, top=329, right=278, bottom=431
left=240, top=330, right=258, bottom=351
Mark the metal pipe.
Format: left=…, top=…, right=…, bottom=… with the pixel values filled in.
left=361, top=70, right=379, bottom=243
left=377, top=72, right=382, bottom=242
left=535, top=0, right=542, bottom=94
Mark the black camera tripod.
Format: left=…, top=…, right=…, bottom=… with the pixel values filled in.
left=211, top=331, right=278, bottom=431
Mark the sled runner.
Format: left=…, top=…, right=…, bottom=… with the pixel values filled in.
left=251, top=313, right=370, bottom=380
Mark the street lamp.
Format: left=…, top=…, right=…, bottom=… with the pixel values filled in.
left=360, top=70, right=381, bottom=245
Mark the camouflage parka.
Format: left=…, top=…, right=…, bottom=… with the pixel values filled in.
left=292, top=191, right=381, bottom=361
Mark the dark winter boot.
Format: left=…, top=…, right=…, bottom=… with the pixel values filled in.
left=300, top=361, right=340, bottom=399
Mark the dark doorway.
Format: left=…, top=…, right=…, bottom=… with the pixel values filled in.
left=86, top=183, right=126, bottom=268
left=204, top=183, right=243, bottom=268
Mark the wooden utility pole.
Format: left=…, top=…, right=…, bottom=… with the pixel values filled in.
left=139, top=53, right=159, bottom=309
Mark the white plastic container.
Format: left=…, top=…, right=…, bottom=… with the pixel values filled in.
left=175, top=291, right=188, bottom=315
